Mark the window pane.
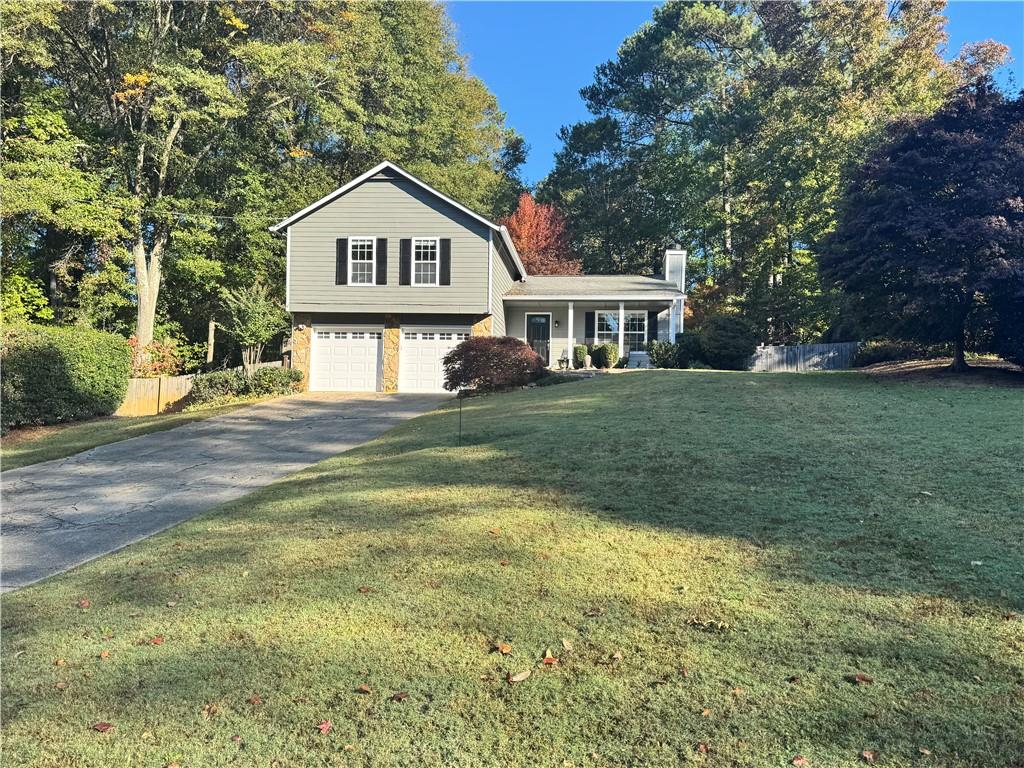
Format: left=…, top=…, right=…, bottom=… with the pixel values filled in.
left=349, top=238, right=374, bottom=284
left=413, top=240, right=438, bottom=285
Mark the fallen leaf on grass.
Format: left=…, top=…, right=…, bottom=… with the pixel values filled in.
left=696, top=742, right=709, bottom=754
left=731, top=687, right=744, bottom=696
left=317, top=720, right=332, bottom=734
left=248, top=694, right=263, bottom=706
left=918, top=747, right=932, bottom=756
left=354, top=684, right=372, bottom=694
left=791, top=756, right=809, bottom=766
left=494, top=642, right=512, bottom=655
left=54, top=659, right=66, bottom=667
left=201, top=703, right=220, bottom=719
left=55, top=681, right=69, bottom=690
left=357, top=586, right=373, bottom=594
left=507, top=670, right=531, bottom=684
left=488, top=528, right=501, bottom=535
left=78, top=598, right=92, bottom=609
left=860, top=750, right=877, bottom=763
left=561, top=638, right=573, bottom=651
left=845, top=673, right=873, bottom=685
left=584, top=607, right=605, bottom=618
left=499, top=559, right=510, bottom=566
left=542, top=648, right=558, bottom=665
left=149, top=636, right=164, bottom=646
left=787, top=675, right=801, bottom=684
left=230, top=735, right=242, bottom=744
left=610, top=651, right=624, bottom=662
left=99, top=650, right=109, bottom=659
left=701, top=708, right=712, bottom=717
left=92, top=722, right=113, bottom=733
left=391, top=691, right=409, bottom=702
left=166, top=601, right=178, bottom=608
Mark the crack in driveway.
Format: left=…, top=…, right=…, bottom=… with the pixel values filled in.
left=1, top=393, right=447, bottom=590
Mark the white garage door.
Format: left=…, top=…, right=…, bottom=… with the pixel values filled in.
left=311, top=327, right=383, bottom=392
left=399, top=327, right=471, bottom=393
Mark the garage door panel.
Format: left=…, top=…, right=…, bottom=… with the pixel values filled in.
left=399, top=328, right=470, bottom=393
left=312, top=327, right=382, bottom=392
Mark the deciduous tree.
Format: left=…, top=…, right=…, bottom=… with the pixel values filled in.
left=500, top=193, right=581, bottom=275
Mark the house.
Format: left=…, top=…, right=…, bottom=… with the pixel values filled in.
left=271, top=161, right=686, bottom=393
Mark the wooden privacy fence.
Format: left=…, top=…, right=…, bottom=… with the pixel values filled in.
left=114, top=374, right=195, bottom=417
left=113, top=361, right=285, bottom=417
left=749, top=342, right=860, bottom=373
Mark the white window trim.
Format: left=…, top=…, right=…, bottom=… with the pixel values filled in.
left=595, top=309, right=646, bottom=348
left=412, top=237, right=441, bottom=287
left=348, top=236, right=377, bottom=286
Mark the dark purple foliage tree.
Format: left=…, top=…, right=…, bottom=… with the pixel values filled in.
left=822, top=81, right=1024, bottom=371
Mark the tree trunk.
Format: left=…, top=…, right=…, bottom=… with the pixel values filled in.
left=133, top=232, right=165, bottom=349
left=951, top=332, right=969, bottom=372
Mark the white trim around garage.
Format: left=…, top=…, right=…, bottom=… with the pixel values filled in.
left=310, top=323, right=384, bottom=392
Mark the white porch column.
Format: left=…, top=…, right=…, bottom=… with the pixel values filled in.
left=567, top=301, right=574, bottom=363
left=617, top=302, right=625, bottom=357
left=669, top=299, right=678, bottom=339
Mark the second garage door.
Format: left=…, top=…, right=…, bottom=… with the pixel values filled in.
left=399, top=327, right=471, bottom=393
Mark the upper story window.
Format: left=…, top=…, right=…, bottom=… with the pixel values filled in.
left=349, top=238, right=375, bottom=285
left=413, top=238, right=439, bottom=286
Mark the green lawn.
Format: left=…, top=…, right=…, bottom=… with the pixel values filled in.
left=2, top=371, right=1021, bottom=767
left=1, top=402, right=255, bottom=471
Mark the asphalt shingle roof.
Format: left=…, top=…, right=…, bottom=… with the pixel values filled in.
left=504, top=274, right=682, bottom=297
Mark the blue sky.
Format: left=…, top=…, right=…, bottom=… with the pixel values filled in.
left=446, top=1, right=1024, bottom=186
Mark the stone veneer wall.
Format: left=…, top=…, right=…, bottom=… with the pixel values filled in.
left=290, top=313, right=313, bottom=391
left=471, top=315, right=493, bottom=336
left=382, top=313, right=400, bottom=393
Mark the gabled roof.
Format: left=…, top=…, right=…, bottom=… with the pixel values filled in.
left=504, top=274, right=683, bottom=301
left=269, top=160, right=526, bottom=279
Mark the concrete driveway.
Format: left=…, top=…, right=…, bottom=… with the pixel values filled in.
left=1, top=393, right=447, bottom=591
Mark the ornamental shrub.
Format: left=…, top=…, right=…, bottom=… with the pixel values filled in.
left=189, top=366, right=302, bottom=405
left=699, top=315, right=758, bottom=370
left=573, top=344, right=589, bottom=369
left=590, top=342, right=619, bottom=369
left=646, top=340, right=678, bottom=369
left=443, top=336, right=546, bottom=393
left=1, top=324, right=131, bottom=431
left=674, top=332, right=705, bottom=369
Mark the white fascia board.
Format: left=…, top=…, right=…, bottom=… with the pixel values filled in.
left=503, top=293, right=683, bottom=302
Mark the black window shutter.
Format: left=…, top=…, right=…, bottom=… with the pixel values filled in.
left=439, top=239, right=452, bottom=285
left=584, top=311, right=595, bottom=343
left=399, top=239, right=412, bottom=285
left=335, top=238, right=348, bottom=285
left=647, top=310, right=659, bottom=342
left=376, top=238, right=388, bottom=285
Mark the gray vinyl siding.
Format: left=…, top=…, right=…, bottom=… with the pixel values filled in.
left=489, top=236, right=518, bottom=336
left=288, top=176, right=491, bottom=314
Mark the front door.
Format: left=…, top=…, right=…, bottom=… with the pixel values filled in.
left=525, top=314, right=550, bottom=366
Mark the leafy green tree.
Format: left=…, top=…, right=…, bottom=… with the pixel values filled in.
left=542, top=0, right=956, bottom=343
left=822, top=81, right=1024, bottom=371
left=1, top=1, right=525, bottom=354
left=0, top=274, right=54, bottom=325
left=218, top=284, right=288, bottom=376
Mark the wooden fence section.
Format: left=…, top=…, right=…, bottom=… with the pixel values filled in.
left=749, top=342, right=860, bottom=373
left=115, top=374, right=194, bottom=417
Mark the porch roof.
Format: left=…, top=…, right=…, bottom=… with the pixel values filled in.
left=503, top=275, right=683, bottom=301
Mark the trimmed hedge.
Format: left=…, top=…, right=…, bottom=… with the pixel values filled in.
left=573, top=344, right=589, bottom=370
left=646, top=340, right=678, bottom=369
left=189, top=366, right=303, bottom=406
left=591, top=342, right=619, bottom=369
left=1, top=324, right=131, bottom=431
left=699, top=315, right=758, bottom=370
left=443, top=336, right=546, bottom=393
left=675, top=332, right=705, bottom=369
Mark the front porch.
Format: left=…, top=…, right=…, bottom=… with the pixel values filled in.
left=503, top=299, right=683, bottom=368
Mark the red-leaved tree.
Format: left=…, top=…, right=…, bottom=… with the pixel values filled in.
left=501, top=193, right=582, bottom=275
